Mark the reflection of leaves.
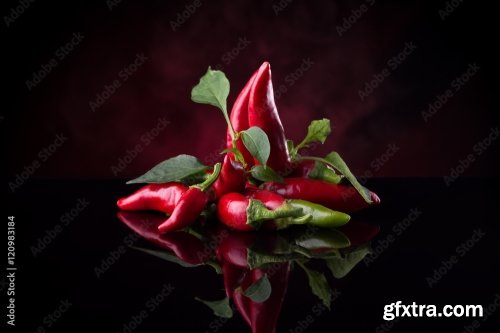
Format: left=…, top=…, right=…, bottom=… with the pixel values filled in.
left=247, top=248, right=302, bottom=269
left=195, top=297, right=233, bottom=318
left=240, top=275, right=272, bottom=303
left=297, top=261, right=331, bottom=309
left=326, top=243, right=372, bottom=279
left=132, top=246, right=197, bottom=268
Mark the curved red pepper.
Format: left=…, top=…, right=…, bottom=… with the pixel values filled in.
left=248, top=62, right=291, bottom=173
left=262, top=178, right=381, bottom=213
left=211, top=154, right=246, bottom=200
left=227, top=70, right=258, bottom=167
left=116, top=183, right=187, bottom=214
left=158, top=187, right=208, bottom=233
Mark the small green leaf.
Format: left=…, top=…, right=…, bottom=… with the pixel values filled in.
left=241, top=275, right=272, bottom=303
left=251, top=165, right=283, bottom=182
left=127, top=154, right=208, bottom=184
left=195, top=297, right=233, bottom=318
left=286, top=139, right=296, bottom=158
left=295, top=119, right=331, bottom=152
left=191, top=67, right=230, bottom=113
left=297, top=262, right=332, bottom=309
left=132, top=247, right=197, bottom=268
left=241, top=127, right=271, bottom=165
left=324, top=152, right=372, bottom=203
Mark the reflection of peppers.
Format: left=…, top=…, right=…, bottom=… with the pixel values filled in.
left=117, top=211, right=208, bottom=265
left=248, top=62, right=291, bottom=173
left=116, top=183, right=187, bottom=214
left=211, top=154, right=246, bottom=200
left=158, top=163, right=221, bottom=233
left=249, top=263, right=290, bottom=333
left=262, top=178, right=381, bottom=213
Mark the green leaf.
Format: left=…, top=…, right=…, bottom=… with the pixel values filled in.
left=295, top=119, right=331, bottom=152
left=127, top=154, right=208, bottom=184
left=191, top=67, right=230, bottom=113
left=251, top=165, right=283, bottom=182
left=286, top=139, right=296, bottom=158
left=326, top=244, right=371, bottom=279
left=297, top=262, right=332, bottom=309
left=132, top=247, right=197, bottom=268
left=241, top=127, right=271, bottom=165
left=195, top=297, right=233, bottom=318
left=241, top=275, right=272, bottom=303
left=324, top=152, right=372, bottom=203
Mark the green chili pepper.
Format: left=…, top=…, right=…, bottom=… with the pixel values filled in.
left=287, top=199, right=351, bottom=228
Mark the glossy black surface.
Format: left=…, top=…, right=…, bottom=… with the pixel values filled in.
left=4, top=178, right=500, bottom=332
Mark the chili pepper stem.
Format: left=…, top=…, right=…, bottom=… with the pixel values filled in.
left=299, top=156, right=342, bottom=183
left=196, top=163, right=222, bottom=192
left=246, top=199, right=303, bottom=229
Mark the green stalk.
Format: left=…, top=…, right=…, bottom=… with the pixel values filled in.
left=195, top=162, right=222, bottom=192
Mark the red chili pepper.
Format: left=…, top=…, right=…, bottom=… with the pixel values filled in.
left=217, top=190, right=350, bottom=231
left=227, top=70, right=259, bottom=167
left=262, top=178, right=381, bottom=213
left=157, top=163, right=222, bottom=233
left=157, top=187, right=208, bottom=233
left=211, top=154, right=246, bottom=200
left=248, top=62, right=291, bottom=173
left=216, top=191, right=303, bottom=231
left=116, top=183, right=187, bottom=214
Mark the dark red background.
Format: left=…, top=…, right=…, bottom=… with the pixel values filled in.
left=4, top=0, right=497, bottom=180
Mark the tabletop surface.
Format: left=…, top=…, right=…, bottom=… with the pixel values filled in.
left=5, top=178, right=500, bottom=333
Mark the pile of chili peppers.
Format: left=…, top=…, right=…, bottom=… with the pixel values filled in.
left=117, top=62, right=380, bottom=233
